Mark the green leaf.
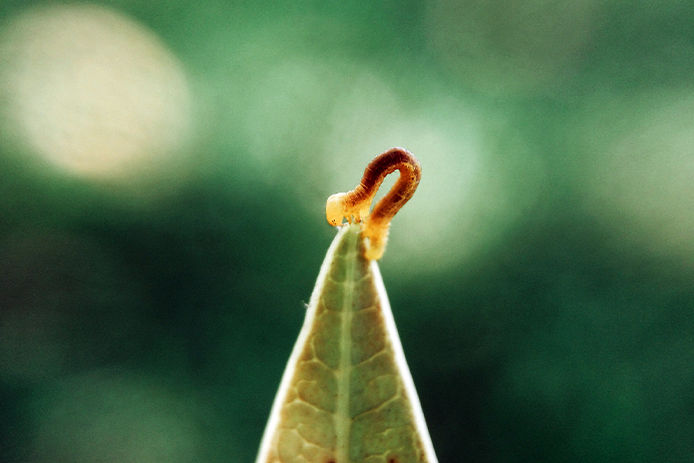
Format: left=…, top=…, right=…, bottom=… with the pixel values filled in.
left=256, top=224, right=438, bottom=463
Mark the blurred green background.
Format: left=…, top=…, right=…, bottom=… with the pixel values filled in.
left=1, top=0, right=693, bottom=462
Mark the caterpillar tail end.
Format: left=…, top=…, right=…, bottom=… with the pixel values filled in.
left=363, top=222, right=390, bottom=261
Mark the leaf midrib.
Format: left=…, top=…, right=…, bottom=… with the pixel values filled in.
left=335, top=231, right=357, bottom=463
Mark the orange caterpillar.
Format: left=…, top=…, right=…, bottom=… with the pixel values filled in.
left=326, top=147, right=421, bottom=260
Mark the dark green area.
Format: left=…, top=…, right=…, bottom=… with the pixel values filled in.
left=1, top=1, right=693, bottom=462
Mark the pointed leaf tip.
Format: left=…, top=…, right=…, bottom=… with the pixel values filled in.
left=256, top=225, right=437, bottom=463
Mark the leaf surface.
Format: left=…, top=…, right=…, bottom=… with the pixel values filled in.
left=256, top=224, right=438, bottom=463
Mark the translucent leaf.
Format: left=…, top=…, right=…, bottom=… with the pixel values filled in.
left=256, top=224, right=438, bottom=463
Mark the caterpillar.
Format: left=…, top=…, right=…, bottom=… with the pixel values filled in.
left=326, top=147, right=421, bottom=260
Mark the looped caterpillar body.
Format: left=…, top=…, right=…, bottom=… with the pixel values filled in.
left=326, top=147, right=421, bottom=260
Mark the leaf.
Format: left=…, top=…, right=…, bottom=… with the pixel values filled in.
left=256, top=224, right=438, bottom=463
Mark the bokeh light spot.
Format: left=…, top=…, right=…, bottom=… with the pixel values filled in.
left=0, top=4, right=191, bottom=180
left=580, top=91, right=694, bottom=263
